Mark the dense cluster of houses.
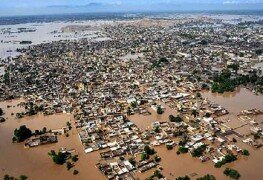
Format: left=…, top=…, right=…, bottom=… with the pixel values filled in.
left=0, top=16, right=262, bottom=179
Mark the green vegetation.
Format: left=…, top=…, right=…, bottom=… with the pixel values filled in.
left=204, top=113, right=211, bottom=118
left=3, top=174, right=28, bottom=180
left=166, top=144, right=173, bottom=150
left=197, top=174, right=216, bottom=180
left=19, top=175, right=28, bottom=180
left=3, top=72, right=10, bottom=85
left=176, top=175, right=191, bottom=180
left=191, top=144, right=207, bottom=157
left=196, top=92, right=202, bottom=98
left=66, top=161, right=73, bottom=170
left=0, top=107, right=3, bottom=116
left=212, top=69, right=263, bottom=94
left=169, top=115, right=183, bottom=123
left=144, top=145, right=155, bottom=155
left=72, top=155, right=79, bottom=162
left=214, top=154, right=237, bottom=168
left=130, top=101, right=138, bottom=108
left=34, top=127, right=47, bottom=135
left=173, top=130, right=185, bottom=137
left=224, top=168, right=240, bottom=179
left=154, top=155, right=161, bottom=162
left=178, top=146, right=188, bottom=154
left=232, top=138, right=237, bottom=143
left=25, top=102, right=44, bottom=116
left=73, top=170, right=79, bottom=175
left=255, top=49, right=262, bottom=56
left=211, top=69, right=235, bottom=93
left=157, top=106, right=164, bottom=114
left=151, top=57, right=169, bottom=68
left=154, top=126, right=161, bottom=133
left=13, top=125, right=32, bottom=142
left=48, top=150, right=68, bottom=165
left=128, top=157, right=136, bottom=166
left=227, top=63, right=239, bottom=71
left=191, top=109, right=199, bottom=118
left=201, top=83, right=210, bottom=90
left=147, top=170, right=164, bottom=180
left=141, top=152, right=149, bottom=161
left=242, top=149, right=250, bottom=156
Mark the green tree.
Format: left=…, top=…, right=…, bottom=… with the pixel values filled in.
left=176, top=175, right=191, bottom=180
left=191, top=109, right=198, bottom=118
left=66, top=161, right=73, bottom=170
left=157, top=106, right=163, bottom=115
left=0, top=108, right=3, bottom=116
left=224, top=168, right=240, bottom=179
left=197, top=174, right=216, bottom=180
left=72, top=155, right=79, bottom=162
left=14, top=125, right=32, bottom=142
left=144, top=145, right=155, bottom=155
left=73, top=170, right=79, bottom=175
left=19, top=175, right=28, bottom=180
left=141, top=152, right=149, bottom=161
left=242, top=149, right=250, bottom=156
left=49, top=150, right=67, bottom=165
left=153, top=170, right=164, bottom=178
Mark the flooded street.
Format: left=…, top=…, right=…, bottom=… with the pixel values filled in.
left=0, top=99, right=105, bottom=180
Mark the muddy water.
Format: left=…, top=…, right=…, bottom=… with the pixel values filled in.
left=155, top=146, right=226, bottom=179
left=0, top=99, right=105, bottom=180
left=202, top=87, right=263, bottom=115
left=129, top=103, right=178, bottom=130
left=201, top=87, right=263, bottom=179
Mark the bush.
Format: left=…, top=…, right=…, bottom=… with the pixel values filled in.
left=48, top=150, right=67, bottom=165
left=169, top=115, right=183, bottom=123
left=66, top=161, right=73, bottom=170
left=73, top=170, right=79, bottom=175
left=154, top=155, right=161, bottom=162
left=214, top=154, right=237, bottom=168
left=19, top=175, right=28, bottom=180
left=176, top=175, right=191, bottom=180
left=191, top=144, right=207, bottom=157
left=72, top=155, right=79, bottom=162
left=144, top=145, right=155, bottom=155
left=166, top=144, right=173, bottom=150
left=242, top=149, right=250, bottom=156
left=141, top=152, right=149, bottom=161
left=197, top=174, right=216, bottom=180
left=129, top=158, right=136, bottom=166
left=157, top=106, right=164, bottom=114
left=0, top=108, right=3, bottom=116
left=224, top=168, right=240, bottom=179
left=178, top=146, right=188, bottom=154
left=13, top=125, right=32, bottom=142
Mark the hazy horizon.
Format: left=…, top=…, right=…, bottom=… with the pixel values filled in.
left=0, top=0, right=263, bottom=17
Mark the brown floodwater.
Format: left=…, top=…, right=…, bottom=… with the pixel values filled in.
left=0, top=99, right=105, bottom=180
left=129, top=103, right=178, bottom=131
left=202, top=87, right=263, bottom=115
left=1, top=87, right=263, bottom=180
left=200, top=87, right=263, bottom=179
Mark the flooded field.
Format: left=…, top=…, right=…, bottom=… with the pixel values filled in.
left=0, top=21, right=112, bottom=59
left=202, top=87, right=263, bottom=115
left=129, top=103, right=178, bottom=130
left=0, top=99, right=105, bottom=180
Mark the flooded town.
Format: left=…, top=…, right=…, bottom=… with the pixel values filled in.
left=0, top=10, right=262, bottom=180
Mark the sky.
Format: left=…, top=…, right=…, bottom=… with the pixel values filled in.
left=0, top=0, right=262, bottom=16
